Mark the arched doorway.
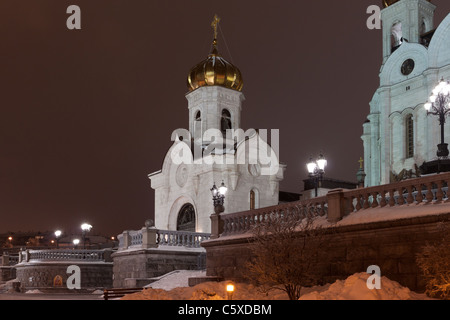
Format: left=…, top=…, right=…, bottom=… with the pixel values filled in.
left=177, top=203, right=196, bottom=232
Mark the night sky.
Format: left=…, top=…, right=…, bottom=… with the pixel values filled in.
left=1, top=1, right=450, bottom=237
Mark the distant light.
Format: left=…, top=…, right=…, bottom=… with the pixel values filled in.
left=54, top=230, right=62, bottom=238
left=8, top=236, right=12, bottom=241
left=73, top=239, right=80, bottom=245
left=51, top=240, right=55, bottom=244
left=81, top=223, right=92, bottom=232
left=226, top=283, right=235, bottom=300
left=111, top=236, right=115, bottom=240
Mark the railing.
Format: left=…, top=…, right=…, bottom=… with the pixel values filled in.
left=129, top=230, right=143, bottom=247
left=8, top=255, right=19, bottom=266
left=157, top=230, right=210, bottom=247
left=343, top=173, right=450, bottom=214
left=18, top=249, right=112, bottom=263
left=118, top=228, right=211, bottom=250
left=220, top=196, right=328, bottom=237
left=211, top=172, right=450, bottom=239
left=0, top=254, right=19, bottom=266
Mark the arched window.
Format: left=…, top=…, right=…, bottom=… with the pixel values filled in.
left=420, top=19, right=426, bottom=36
left=405, top=114, right=414, bottom=159
left=250, top=190, right=256, bottom=210
left=391, top=22, right=403, bottom=53
left=195, top=111, right=201, bottom=121
left=177, top=203, right=195, bottom=232
left=194, top=110, right=202, bottom=139
left=249, top=189, right=259, bottom=210
left=221, top=109, right=232, bottom=136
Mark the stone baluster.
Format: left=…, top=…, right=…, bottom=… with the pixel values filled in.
left=406, top=185, right=414, bottom=204
left=397, top=188, right=405, bottom=205
left=435, top=180, right=444, bottom=203
left=363, top=193, right=370, bottom=209
left=425, top=182, right=434, bottom=204
left=379, top=190, right=387, bottom=207
left=388, top=189, right=396, bottom=207
left=371, top=191, right=379, bottom=208
left=415, top=184, right=424, bottom=203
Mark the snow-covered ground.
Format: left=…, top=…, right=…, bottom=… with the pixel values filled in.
left=121, top=271, right=433, bottom=300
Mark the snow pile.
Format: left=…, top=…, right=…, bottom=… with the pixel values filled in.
left=299, top=273, right=431, bottom=300
left=91, top=290, right=104, bottom=295
left=25, top=289, right=44, bottom=294
left=145, top=270, right=207, bottom=291
left=121, top=271, right=432, bottom=300
left=123, top=281, right=288, bottom=300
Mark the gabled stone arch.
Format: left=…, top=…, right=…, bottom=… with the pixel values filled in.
left=380, top=42, right=429, bottom=86
left=168, top=195, right=198, bottom=232
left=428, top=13, right=450, bottom=68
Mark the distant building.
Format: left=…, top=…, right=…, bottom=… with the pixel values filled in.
left=301, top=177, right=358, bottom=200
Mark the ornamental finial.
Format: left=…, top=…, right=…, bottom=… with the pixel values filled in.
left=211, top=14, right=221, bottom=45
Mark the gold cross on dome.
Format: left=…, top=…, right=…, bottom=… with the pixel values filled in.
left=358, top=157, right=364, bottom=169
left=211, top=14, right=221, bottom=40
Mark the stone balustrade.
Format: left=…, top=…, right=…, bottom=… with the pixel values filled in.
left=218, top=195, right=328, bottom=237
left=18, top=249, right=112, bottom=263
left=117, top=228, right=210, bottom=250
left=157, top=230, right=210, bottom=247
left=1, top=254, right=19, bottom=266
left=210, top=172, right=450, bottom=239
left=343, top=173, right=449, bottom=213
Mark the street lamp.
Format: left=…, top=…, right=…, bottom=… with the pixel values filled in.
left=307, top=154, right=327, bottom=197
left=424, top=78, right=450, bottom=158
left=54, top=230, right=62, bottom=249
left=81, top=223, right=92, bottom=249
left=73, top=238, right=80, bottom=249
left=226, top=283, right=235, bottom=300
left=421, top=78, right=450, bottom=174
left=211, top=181, right=228, bottom=214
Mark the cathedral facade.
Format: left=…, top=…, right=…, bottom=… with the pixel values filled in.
left=363, top=0, right=450, bottom=186
left=148, top=17, right=285, bottom=233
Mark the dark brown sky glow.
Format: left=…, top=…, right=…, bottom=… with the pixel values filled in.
left=1, top=1, right=450, bottom=236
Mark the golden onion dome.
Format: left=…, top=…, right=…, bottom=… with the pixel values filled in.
left=187, top=15, right=243, bottom=93
left=382, top=0, right=431, bottom=8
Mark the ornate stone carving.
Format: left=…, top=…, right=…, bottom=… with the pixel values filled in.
left=390, top=164, right=421, bottom=183
left=176, top=165, right=189, bottom=187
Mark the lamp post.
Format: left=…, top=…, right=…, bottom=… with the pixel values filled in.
left=54, top=230, right=62, bottom=249
left=211, top=181, right=228, bottom=214
left=81, top=223, right=92, bottom=249
left=424, top=78, right=450, bottom=159
left=421, top=78, right=450, bottom=174
left=307, top=154, right=327, bottom=198
left=226, top=283, right=235, bottom=300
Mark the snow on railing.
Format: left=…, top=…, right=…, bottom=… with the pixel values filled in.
left=220, top=196, right=328, bottom=237
left=117, top=228, right=211, bottom=250
left=343, top=172, right=450, bottom=213
left=18, top=249, right=112, bottom=263
left=157, top=230, right=210, bottom=247
left=210, top=172, right=450, bottom=239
